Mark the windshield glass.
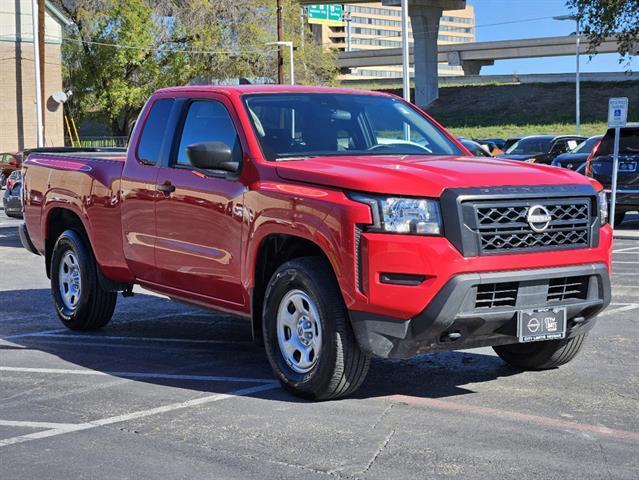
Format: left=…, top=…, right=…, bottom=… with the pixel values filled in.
left=573, top=136, right=601, bottom=154
left=243, top=93, right=462, bottom=160
left=598, top=129, right=639, bottom=156
left=506, top=137, right=553, bottom=155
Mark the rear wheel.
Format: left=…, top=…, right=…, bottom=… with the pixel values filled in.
left=493, top=334, right=587, bottom=370
left=50, top=230, right=117, bottom=331
left=262, top=257, right=370, bottom=400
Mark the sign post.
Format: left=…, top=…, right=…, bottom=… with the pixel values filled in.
left=607, top=97, right=628, bottom=229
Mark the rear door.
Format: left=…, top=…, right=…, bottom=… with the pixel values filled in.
left=121, top=97, right=177, bottom=282
left=154, top=96, right=247, bottom=307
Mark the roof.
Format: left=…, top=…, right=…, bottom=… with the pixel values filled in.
left=154, top=84, right=391, bottom=97
left=519, top=135, right=587, bottom=140
left=45, top=1, right=72, bottom=27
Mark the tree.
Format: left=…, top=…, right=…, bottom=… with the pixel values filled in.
left=566, top=0, right=639, bottom=64
left=53, top=0, right=339, bottom=136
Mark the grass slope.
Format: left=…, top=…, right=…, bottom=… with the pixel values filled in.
left=381, top=81, right=639, bottom=139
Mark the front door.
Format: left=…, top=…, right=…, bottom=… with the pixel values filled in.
left=155, top=98, right=246, bottom=308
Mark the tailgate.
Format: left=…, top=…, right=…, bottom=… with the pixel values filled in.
left=590, top=154, right=639, bottom=189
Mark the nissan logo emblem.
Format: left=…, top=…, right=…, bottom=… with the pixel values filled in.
left=527, top=205, right=552, bottom=232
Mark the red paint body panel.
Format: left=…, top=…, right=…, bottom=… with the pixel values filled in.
left=22, top=85, right=612, bottom=324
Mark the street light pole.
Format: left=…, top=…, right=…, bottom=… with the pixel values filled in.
left=267, top=42, right=295, bottom=85
left=400, top=0, right=410, bottom=103
left=576, top=16, right=581, bottom=135
left=554, top=14, right=581, bottom=135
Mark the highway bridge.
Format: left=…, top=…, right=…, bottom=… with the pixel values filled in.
left=336, top=35, right=625, bottom=75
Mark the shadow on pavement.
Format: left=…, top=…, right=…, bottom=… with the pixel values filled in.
left=2, top=288, right=517, bottom=401
left=0, top=226, right=22, bottom=249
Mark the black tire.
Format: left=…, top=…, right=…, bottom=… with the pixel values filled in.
left=262, top=257, right=370, bottom=400
left=6, top=212, right=23, bottom=219
left=0, top=173, right=6, bottom=189
left=50, top=230, right=117, bottom=331
left=614, top=211, right=626, bottom=226
left=493, top=334, right=587, bottom=370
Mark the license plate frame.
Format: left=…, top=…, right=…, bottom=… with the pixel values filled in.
left=619, top=161, right=637, bottom=173
left=517, top=308, right=567, bottom=343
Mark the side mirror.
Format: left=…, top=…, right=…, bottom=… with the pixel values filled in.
left=185, top=142, right=239, bottom=173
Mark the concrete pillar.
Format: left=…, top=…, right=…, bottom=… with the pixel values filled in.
left=384, top=0, right=466, bottom=107
left=460, top=60, right=494, bottom=75
left=409, top=5, right=442, bottom=106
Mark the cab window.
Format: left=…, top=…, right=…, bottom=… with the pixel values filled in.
left=137, top=99, right=175, bottom=165
left=175, top=101, right=242, bottom=169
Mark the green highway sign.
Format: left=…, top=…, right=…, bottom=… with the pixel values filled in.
left=307, top=4, right=344, bottom=25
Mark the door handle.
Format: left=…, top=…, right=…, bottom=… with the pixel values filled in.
left=157, top=182, right=176, bottom=194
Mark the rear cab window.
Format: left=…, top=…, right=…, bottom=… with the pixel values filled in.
left=137, top=99, right=175, bottom=165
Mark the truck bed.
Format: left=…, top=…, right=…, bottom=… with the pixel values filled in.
left=23, top=149, right=130, bottom=282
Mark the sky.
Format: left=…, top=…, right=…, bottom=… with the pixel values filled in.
left=468, top=0, right=633, bottom=74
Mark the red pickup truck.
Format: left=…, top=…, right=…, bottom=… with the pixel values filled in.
left=21, top=85, right=612, bottom=400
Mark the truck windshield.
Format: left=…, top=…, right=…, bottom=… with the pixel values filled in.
left=243, top=93, right=462, bottom=160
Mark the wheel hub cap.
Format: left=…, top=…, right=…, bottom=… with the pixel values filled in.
left=59, top=251, right=81, bottom=311
left=276, top=290, right=322, bottom=374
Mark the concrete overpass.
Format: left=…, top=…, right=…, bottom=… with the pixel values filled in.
left=299, top=0, right=467, bottom=106
left=336, top=35, right=626, bottom=75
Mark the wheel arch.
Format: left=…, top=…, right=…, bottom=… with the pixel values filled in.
left=250, top=233, right=341, bottom=345
left=44, top=207, right=129, bottom=292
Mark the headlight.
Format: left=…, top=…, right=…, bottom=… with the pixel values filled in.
left=598, top=190, right=608, bottom=225
left=349, top=194, right=442, bottom=235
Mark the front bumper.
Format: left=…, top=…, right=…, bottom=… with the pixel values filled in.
left=350, top=263, right=611, bottom=358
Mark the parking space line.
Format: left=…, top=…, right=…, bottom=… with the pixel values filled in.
left=0, top=382, right=278, bottom=448
left=0, top=366, right=275, bottom=384
left=599, top=303, right=639, bottom=316
left=389, top=395, right=639, bottom=443
left=0, top=420, right=78, bottom=430
left=9, top=332, right=252, bottom=345
left=613, top=246, right=639, bottom=253
left=612, top=261, right=639, bottom=264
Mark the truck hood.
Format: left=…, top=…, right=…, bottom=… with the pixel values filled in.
left=275, top=154, right=592, bottom=197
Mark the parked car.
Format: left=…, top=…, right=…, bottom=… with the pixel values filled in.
left=502, top=137, right=522, bottom=152
left=586, top=124, right=639, bottom=226
left=497, top=135, right=587, bottom=164
left=20, top=85, right=611, bottom=400
left=0, top=152, right=22, bottom=188
left=3, top=171, right=23, bottom=218
left=476, top=138, right=506, bottom=150
left=458, top=138, right=492, bottom=157
left=551, top=135, right=603, bottom=172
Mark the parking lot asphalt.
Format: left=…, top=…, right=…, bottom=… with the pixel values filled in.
left=1, top=209, right=638, bottom=480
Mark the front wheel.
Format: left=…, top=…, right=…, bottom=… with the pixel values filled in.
left=262, top=257, right=370, bottom=400
left=51, top=230, right=117, bottom=331
left=493, top=334, right=587, bottom=370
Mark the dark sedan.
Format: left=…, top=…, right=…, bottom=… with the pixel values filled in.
left=2, top=170, right=22, bottom=218
left=551, top=135, right=603, bottom=172
left=458, top=138, right=492, bottom=157
left=497, top=135, right=587, bottom=165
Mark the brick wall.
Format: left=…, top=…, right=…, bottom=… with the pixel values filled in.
left=0, top=41, right=65, bottom=152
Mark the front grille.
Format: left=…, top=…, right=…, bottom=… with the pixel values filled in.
left=547, top=276, right=589, bottom=303
left=471, top=198, right=591, bottom=254
left=475, top=282, right=518, bottom=309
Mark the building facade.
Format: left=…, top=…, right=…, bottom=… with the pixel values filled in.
left=311, top=2, right=475, bottom=79
left=0, top=0, right=69, bottom=152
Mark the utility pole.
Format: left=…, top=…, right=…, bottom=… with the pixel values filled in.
left=31, top=0, right=44, bottom=147
left=38, top=0, right=45, bottom=138
left=276, top=0, right=284, bottom=84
